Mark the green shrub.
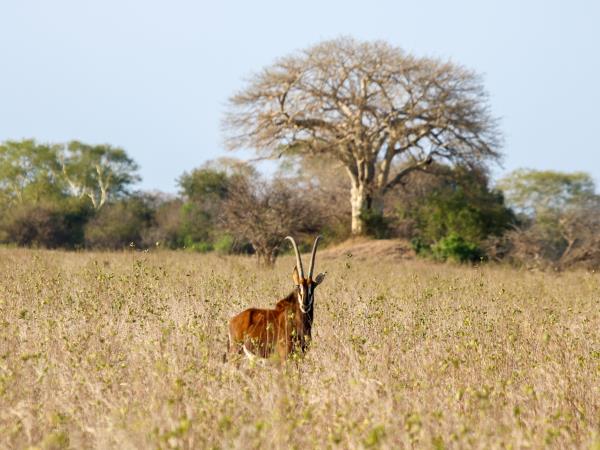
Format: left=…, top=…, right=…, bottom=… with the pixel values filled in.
left=84, top=197, right=153, bottom=249
left=396, top=166, right=515, bottom=260
left=214, top=234, right=234, bottom=254
left=0, top=200, right=90, bottom=248
left=360, top=209, right=391, bottom=239
left=431, top=233, right=482, bottom=263
left=410, top=237, right=430, bottom=256
left=183, top=236, right=213, bottom=253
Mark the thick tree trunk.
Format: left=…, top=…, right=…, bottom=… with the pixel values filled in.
left=348, top=155, right=388, bottom=236
left=350, top=182, right=367, bottom=235
left=350, top=181, right=383, bottom=235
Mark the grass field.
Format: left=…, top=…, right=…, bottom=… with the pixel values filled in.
left=1, top=248, right=599, bottom=449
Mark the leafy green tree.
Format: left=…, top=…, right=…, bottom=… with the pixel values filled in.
left=497, top=169, right=596, bottom=216
left=0, top=139, right=97, bottom=247
left=0, top=139, right=141, bottom=248
left=60, top=141, right=140, bottom=210
left=0, top=139, right=65, bottom=206
left=177, top=167, right=230, bottom=248
left=176, top=158, right=256, bottom=250
left=397, top=166, right=515, bottom=261
left=179, top=167, right=230, bottom=202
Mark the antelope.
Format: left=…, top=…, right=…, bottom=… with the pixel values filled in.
left=227, top=236, right=326, bottom=363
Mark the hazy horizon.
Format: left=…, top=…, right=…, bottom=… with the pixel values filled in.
left=1, top=1, right=598, bottom=193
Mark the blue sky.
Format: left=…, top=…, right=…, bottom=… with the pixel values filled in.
left=1, top=0, right=598, bottom=192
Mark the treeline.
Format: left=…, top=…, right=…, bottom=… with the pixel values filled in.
left=0, top=140, right=138, bottom=249
left=1, top=139, right=599, bottom=270
left=395, top=166, right=600, bottom=270
left=0, top=141, right=316, bottom=258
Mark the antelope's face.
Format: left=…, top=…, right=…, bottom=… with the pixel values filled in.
left=285, top=235, right=326, bottom=318
left=293, top=267, right=326, bottom=314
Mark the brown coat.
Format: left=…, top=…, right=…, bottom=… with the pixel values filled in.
left=226, top=236, right=325, bottom=363
left=227, top=288, right=313, bottom=361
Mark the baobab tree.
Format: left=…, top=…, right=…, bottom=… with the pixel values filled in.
left=224, top=37, right=501, bottom=235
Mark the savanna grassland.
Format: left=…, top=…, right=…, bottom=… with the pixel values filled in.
left=1, top=248, right=599, bottom=449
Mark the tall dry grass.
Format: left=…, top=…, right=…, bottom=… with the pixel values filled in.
left=0, top=248, right=598, bottom=449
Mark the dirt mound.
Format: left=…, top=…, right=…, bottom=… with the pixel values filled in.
left=319, top=237, right=415, bottom=262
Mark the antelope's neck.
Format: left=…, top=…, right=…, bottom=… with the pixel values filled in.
left=292, top=289, right=313, bottom=332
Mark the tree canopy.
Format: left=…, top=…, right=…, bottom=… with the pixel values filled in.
left=61, top=141, right=140, bottom=209
left=221, top=177, right=323, bottom=265
left=0, top=140, right=65, bottom=206
left=496, top=169, right=600, bottom=269
left=497, top=169, right=596, bottom=216
left=224, top=37, right=501, bottom=234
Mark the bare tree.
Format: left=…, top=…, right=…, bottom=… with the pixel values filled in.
left=224, top=37, right=501, bottom=235
left=495, top=169, right=600, bottom=270
left=276, top=154, right=351, bottom=238
left=491, top=202, right=600, bottom=270
left=221, top=177, right=322, bottom=266
left=556, top=203, right=600, bottom=269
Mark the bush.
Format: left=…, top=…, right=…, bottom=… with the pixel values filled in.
left=213, top=234, right=234, bottom=254
left=410, top=237, right=429, bottom=256
left=182, top=236, right=213, bottom=253
left=360, top=209, right=391, bottom=239
left=1, top=204, right=67, bottom=248
left=0, top=200, right=90, bottom=248
left=178, top=203, right=214, bottom=247
left=84, top=197, right=153, bottom=249
left=431, top=233, right=483, bottom=263
left=221, top=177, right=323, bottom=266
left=142, top=199, right=184, bottom=249
left=394, top=166, right=515, bottom=259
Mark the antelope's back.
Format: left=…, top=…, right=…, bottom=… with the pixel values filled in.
left=228, top=307, right=276, bottom=343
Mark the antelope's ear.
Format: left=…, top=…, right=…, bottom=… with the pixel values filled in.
left=313, top=272, right=327, bottom=285
left=292, top=266, right=302, bottom=286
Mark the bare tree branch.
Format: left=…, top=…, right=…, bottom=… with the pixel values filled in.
left=221, top=177, right=323, bottom=266
left=224, top=37, right=501, bottom=234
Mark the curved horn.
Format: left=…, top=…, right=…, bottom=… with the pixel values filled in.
left=307, top=235, right=322, bottom=280
left=284, top=236, right=304, bottom=279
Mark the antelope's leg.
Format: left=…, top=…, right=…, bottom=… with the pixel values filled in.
left=227, top=329, right=245, bottom=358
left=275, top=337, right=290, bottom=364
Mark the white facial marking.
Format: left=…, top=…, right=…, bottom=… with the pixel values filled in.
left=298, top=284, right=308, bottom=313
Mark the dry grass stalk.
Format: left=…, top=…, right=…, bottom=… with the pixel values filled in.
left=0, top=248, right=598, bottom=448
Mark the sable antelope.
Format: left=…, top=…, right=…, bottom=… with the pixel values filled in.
left=227, top=236, right=326, bottom=362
